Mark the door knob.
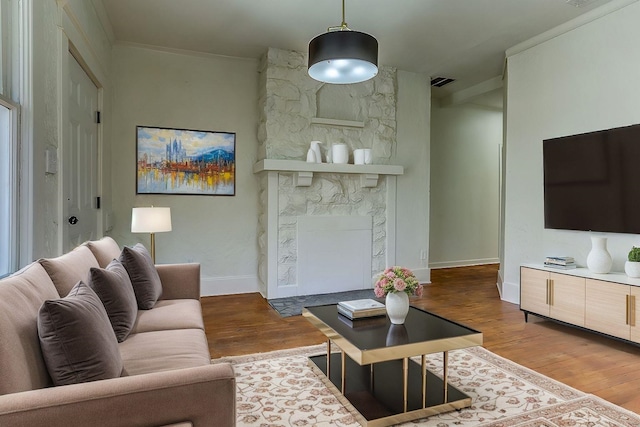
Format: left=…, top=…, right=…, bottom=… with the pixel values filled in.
left=68, top=216, right=78, bottom=225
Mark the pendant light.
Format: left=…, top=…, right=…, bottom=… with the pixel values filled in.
left=308, top=0, right=378, bottom=84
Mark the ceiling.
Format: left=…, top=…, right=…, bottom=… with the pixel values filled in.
left=100, top=0, right=612, bottom=102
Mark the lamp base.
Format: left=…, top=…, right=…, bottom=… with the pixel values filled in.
left=150, top=232, right=156, bottom=264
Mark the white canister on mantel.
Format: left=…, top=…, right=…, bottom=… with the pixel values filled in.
left=332, top=143, right=349, bottom=164
left=354, top=148, right=373, bottom=165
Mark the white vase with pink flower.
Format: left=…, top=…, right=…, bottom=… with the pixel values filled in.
left=385, top=292, right=409, bottom=324
left=374, top=266, right=423, bottom=325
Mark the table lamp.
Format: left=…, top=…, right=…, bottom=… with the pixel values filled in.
left=131, top=207, right=172, bottom=263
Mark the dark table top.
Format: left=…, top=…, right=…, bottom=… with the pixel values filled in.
left=303, top=304, right=483, bottom=364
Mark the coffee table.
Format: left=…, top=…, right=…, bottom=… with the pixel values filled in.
left=302, top=304, right=483, bottom=427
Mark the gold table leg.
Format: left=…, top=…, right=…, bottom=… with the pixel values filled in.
left=421, top=354, right=427, bottom=408
left=341, top=350, right=346, bottom=394
left=443, top=351, right=449, bottom=402
left=326, top=340, right=331, bottom=380
left=370, top=364, right=375, bottom=393
left=403, top=357, right=409, bottom=412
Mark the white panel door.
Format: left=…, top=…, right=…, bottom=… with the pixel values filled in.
left=63, top=52, right=99, bottom=251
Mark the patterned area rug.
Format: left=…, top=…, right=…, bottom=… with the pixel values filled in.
left=267, top=289, right=379, bottom=317
left=213, top=344, right=640, bottom=426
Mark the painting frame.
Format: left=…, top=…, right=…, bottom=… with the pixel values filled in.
left=136, top=125, right=236, bottom=196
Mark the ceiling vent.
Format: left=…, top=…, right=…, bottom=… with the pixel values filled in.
left=431, top=77, right=456, bottom=87
left=565, top=0, right=597, bottom=7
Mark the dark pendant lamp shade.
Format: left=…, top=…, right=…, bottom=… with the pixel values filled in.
left=308, top=30, right=378, bottom=84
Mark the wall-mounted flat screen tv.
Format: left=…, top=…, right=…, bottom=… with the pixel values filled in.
left=543, top=123, right=640, bottom=235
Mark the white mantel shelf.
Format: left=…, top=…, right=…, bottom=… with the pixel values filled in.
left=253, top=159, right=404, bottom=187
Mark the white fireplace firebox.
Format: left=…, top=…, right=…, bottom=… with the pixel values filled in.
left=297, top=215, right=372, bottom=295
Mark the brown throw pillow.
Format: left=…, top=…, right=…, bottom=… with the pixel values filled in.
left=38, top=281, right=123, bottom=386
left=88, top=259, right=138, bottom=342
left=119, top=244, right=162, bottom=310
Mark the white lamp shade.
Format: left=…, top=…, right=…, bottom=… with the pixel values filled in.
left=131, top=207, right=172, bottom=233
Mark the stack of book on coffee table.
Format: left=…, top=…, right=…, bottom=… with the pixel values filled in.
left=337, top=299, right=386, bottom=320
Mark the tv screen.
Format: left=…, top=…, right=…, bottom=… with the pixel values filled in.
left=543, top=123, right=640, bottom=234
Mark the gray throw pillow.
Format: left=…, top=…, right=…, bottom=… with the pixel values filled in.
left=88, top=259, right=138, bottom=342
left=119, top=244, right=162, bottom=310
left=38, top=281, right=123, bottom=386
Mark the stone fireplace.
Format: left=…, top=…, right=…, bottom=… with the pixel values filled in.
left=255, top=48, right=401, bottom=299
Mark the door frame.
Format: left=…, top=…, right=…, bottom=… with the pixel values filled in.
left=57, top=35, right=104, bottom=253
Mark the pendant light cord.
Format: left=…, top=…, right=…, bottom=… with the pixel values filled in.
left=341, top=0, right=347, bottom=28
left=329, top=0, right=350, bottom=32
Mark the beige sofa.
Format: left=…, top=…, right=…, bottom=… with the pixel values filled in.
left=0, top=237, right=235, bottom=427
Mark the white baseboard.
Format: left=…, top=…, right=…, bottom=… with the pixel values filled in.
left=413, top=267, right=431, bottom=284
left=200, top=275, right=260, bottom=296
left=429, top=258, right=500, bottom=269
left=501, top=280, right=520, bottom=305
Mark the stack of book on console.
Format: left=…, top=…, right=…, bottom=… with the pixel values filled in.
left=337, top=299, right=386, bottom=320
left=544, top=256, right=576, bottom=269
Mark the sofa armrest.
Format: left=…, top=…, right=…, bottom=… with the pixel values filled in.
left=0, top=363, right=235, bottom=427
left=156, top=263, right=201, bottom=300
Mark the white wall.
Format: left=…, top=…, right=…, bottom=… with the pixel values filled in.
left=395, top=71, right=431, bottom=282
left=430, top=102, right=502, bottom=268
left=503, top=0, right=640, bottom=303
left=109, top=47, right=432, bottom=295
left=110, top=45, right=260, bottom=296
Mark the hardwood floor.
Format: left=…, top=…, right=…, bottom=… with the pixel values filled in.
left=202, top=264, right=640, bottom=413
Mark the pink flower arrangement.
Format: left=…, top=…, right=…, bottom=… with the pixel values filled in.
left=374, top=266, right=423, bottom=298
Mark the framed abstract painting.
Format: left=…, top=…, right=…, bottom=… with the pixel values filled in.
left=136, top=126, right=236, bottom=196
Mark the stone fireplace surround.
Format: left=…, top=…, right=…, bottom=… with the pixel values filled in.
left=254, top=161, right=403, bottom=299
left=255, top=48, right=401, bottom=299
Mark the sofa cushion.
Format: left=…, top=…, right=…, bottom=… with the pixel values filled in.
left=39, top=245, right=100, bottom=297
left=119, top=329, right=211, bottom=376
left=119, top=244, right=162, bottom=310
left=85, top=236, right=121, bottom=268
left=89, top=259, right=138, bottom=342
left=132, top=299, right=205, bottom=334
left=0, top=263, right=60, bottom=395
left=38, top=281, right=123, bottom=386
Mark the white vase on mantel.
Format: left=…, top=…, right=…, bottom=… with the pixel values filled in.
left=586, top=236, right=612, bottom=274
left=310, top=141, right=323, bottom=163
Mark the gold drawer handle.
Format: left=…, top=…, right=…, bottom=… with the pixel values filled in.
left=545, top=279, right=550, bottom=305
left=626, top=295, right=630, bottom=325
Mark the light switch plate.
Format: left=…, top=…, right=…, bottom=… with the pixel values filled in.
left=45, top=147, right=58, bottom=174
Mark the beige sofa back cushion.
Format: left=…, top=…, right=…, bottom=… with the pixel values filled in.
left=39, top=245, right=99, bottom=297
left=85, top=236, right=121, bottom=268
left=0, top=263, right=59, bottom=395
